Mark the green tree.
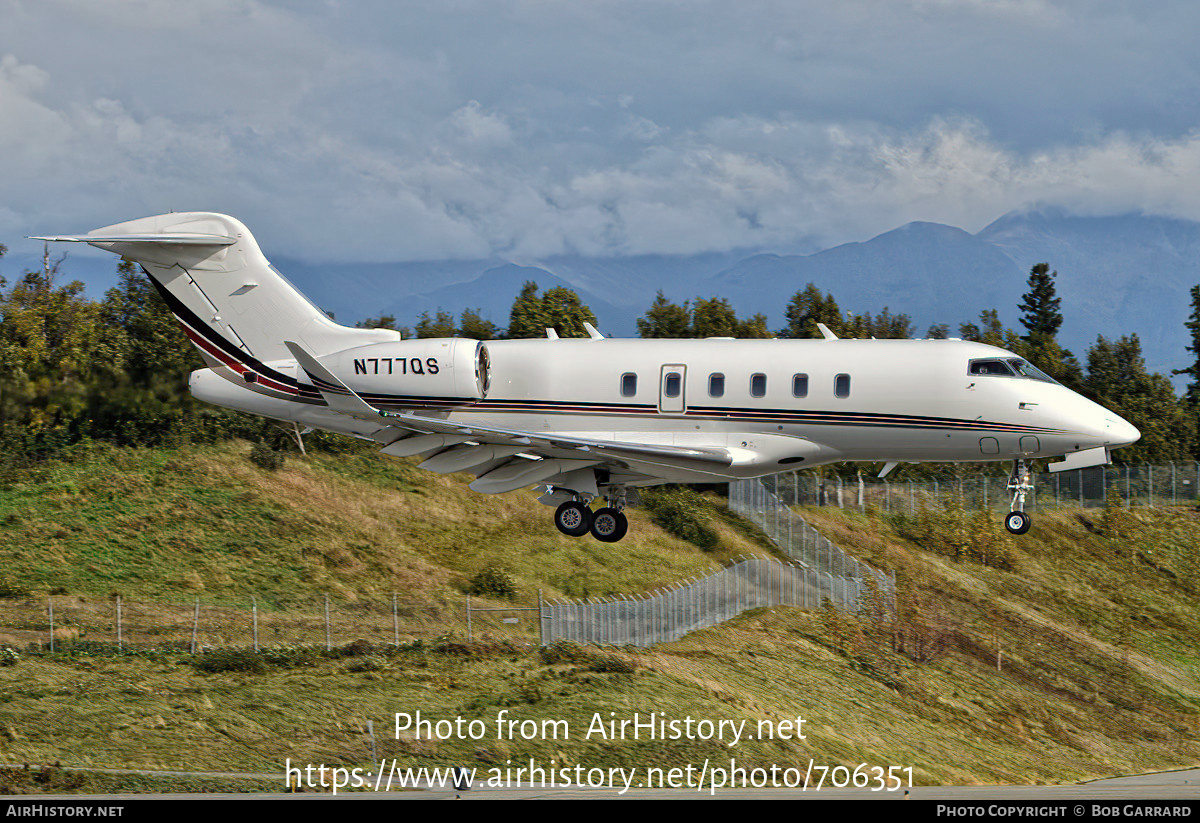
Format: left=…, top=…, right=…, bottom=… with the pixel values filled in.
left=1085, top=334, right=1193, bottom=462
left=1173, top=285, right=1200, bottom=409
left=735, top=312, right=774, bottom=339
left=1018, top=263, right=1064, bottom=340
left=782, top=284, right=842, bottom=338
left=689, top=297, right=739, bottom=338
left=505, top=282, right=596, bottom=338
left=843, top=307, right=913, bottom=339
left=0, top=250, right=110, bottom=449
left=958, top=309, right=1010, bottom=348
left=415, top=309, right=457, bottom=339
left=458, top=308, right=498, bottom=340
left=637, top=291, right=692, bottom=338
left=540, top=286, right=597, bottom=338
left=505, top=281, right=549, bottom=339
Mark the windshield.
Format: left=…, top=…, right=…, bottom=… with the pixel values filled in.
left=968, top=357, right=1059, bottom=384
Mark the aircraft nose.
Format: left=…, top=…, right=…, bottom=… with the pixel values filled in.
left=1105, top=414, right=1140, bottom=448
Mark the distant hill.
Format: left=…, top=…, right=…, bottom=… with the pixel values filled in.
left=24, top=210, right=1200, bottom=383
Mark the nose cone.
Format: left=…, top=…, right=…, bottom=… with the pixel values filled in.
left=1105, top=414, right=1140, bottom=449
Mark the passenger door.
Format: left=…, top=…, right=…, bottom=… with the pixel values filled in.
left=658, top=364, right=687, bottom=414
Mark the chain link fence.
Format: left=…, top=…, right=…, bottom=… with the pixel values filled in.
left=539, top=477, right=897, bottom=647
left=757, top=462, right=1200, bottom=514
left=541, top=555, right=882, bottom=647
left=0, top=593, right=479, bottom=653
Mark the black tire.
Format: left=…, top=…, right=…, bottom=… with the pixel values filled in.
left=590, top=508, right=628, bottom=542
left=554, top=501, right=592, bottom=537
left=1004, top=510, right=1031, bottom=535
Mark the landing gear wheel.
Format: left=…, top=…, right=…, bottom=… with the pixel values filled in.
left=1004, top=510, right=1031, bottom=535
left=590, top=508, right=628, bottom=543
left=554, top=501, right=592, bottom=537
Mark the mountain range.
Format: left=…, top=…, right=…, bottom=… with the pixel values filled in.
left=7, top=209, right=1197, bottom=384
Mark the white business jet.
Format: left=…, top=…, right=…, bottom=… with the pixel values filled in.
left=36, top=213, right=1140, bottom=541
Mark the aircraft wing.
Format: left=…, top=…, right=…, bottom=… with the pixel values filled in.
left=284, top=342, right=734, bottom=491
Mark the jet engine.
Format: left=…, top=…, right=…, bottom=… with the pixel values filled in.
left=316, top=338, right=490, bottom=401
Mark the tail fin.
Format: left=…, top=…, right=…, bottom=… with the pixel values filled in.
left=35, top=212, right=398, bottom=367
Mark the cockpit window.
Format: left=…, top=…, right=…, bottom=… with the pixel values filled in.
left=968, top=359, right=1015, bottom=376
left=967, top=357, right=1058, bottom=384
left=1006, top=359, right=1057, bottom=384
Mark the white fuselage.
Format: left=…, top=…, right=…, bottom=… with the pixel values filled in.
left=191, top=335, right=1139, bottom=484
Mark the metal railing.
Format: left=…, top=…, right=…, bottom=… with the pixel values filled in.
left=540, top=555, right=877, bottom=647
left=750, top=463, right=1200, bottom=515
left=540, top=477, right=896, bottom=647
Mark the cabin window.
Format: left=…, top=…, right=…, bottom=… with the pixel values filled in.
left=750, top=373, right=767, bottom=398
left=621, top=373, right=637, bottom=397
left=664, top=372, right=681, bottom=398
left=834, top=373, right=851, bottom=398
left=792, top=373, right=808, bottom=398
left=709, top=373, right=725, bottom=397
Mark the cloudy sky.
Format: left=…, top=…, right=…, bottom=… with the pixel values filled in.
left=3, top=0, right=1200, bottom=261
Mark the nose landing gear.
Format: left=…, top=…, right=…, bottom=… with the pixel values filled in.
left=1005, top=459, right=1033, bottom=534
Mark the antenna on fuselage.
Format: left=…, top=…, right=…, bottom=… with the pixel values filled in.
left=816, top=323, right=838, bottom=340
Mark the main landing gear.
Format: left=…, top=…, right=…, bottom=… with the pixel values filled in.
left=1005, top=459, right=1033, bottom=535
left=552, top=489, right=630, bottom=542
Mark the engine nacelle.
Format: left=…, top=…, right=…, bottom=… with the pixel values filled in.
left=318, top=338, right=490, bottom=401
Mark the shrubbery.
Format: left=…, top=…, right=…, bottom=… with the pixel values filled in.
left=640, top=486, right=719, bottom=550
left=467, top=565, right=518, bottom=599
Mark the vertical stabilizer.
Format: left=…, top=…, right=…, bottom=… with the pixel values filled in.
left=36, top=213, right=399, bottom=370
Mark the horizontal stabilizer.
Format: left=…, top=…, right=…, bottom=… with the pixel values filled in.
left=31, top=233, right=236, bottom=246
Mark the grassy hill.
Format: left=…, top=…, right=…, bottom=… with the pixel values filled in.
left=1, top=442, right=1199, bottom=791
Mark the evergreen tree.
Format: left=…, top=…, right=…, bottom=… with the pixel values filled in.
left=415, top=309, right=457, bottom=338
left=959, top=309, right=1009, bottom=347
left=505, top=281, right=549, bottom=339
left=689, top=297, right=739, bottom=338
left=735, top=312, right=774, bottom=339
left=1084, top=334, right=1193, bottom=462
left=0, top=252, right=109, bottom=447
left=1173, top=284, right=1200, bottom=409
left=637, top=291, right=691, bottom=338
left=458, top=308, right=498, bottom=340
left=782, top=284, right=841, bottom=338
left=540, top=286, right=597, bottom=338
left=1018, top=263, right=1064, bottom=340
left=1011, top=264, right=1083, bottom=388
left=505, top=282, right=595, bottom=338
left=843, top=307, right=913, bottom=339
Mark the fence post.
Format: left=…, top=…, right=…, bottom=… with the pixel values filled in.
left=117, top=595, right=124, bottom=651
left=392, top=593, right=400, bottom=648
left=190, top=598, right=199, bottom=654
left=48, top=597, right=54, bottom=652
left=538, top=589, right=545, bottom=647
left=324, top=594, right=332, bottom=651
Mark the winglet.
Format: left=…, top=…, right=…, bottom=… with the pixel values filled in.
left=583, top=322, right=605, bottom=340
left=284, top=340, right=385, bottom=420
left=816, top=323, right=839, bottom=340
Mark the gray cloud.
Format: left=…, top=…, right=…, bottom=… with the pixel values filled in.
left=4, top=0, right=1200, bottom=260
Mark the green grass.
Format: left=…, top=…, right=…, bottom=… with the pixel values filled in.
left=0, top=441, right=775, bottom=608
left=1, top=444, right=1199, bottom=790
